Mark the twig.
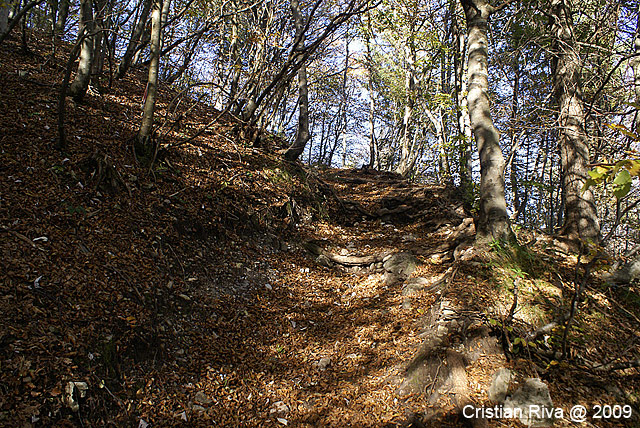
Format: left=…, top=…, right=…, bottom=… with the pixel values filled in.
left=426, top=361, right=444, bottom=396
left=168, top=186, right=193, bottom=198
left=561, top=253, right=596, bottom=359
left=106, top=263, right=144, bottom=305
left=166, top=243, right=185, bottom=278
left=506, top=278, right=519, bottom=324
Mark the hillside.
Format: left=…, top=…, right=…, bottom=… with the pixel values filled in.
left=1, top=35, right=640, bottom=428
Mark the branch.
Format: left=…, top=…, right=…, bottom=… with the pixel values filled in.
left=0, top=0, right=47, bottom=46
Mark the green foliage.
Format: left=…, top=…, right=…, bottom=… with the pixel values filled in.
left=489, top=239, right=544, bottom=279
left=582, top=124, right=640, bottom=199
left=65, top=202, right=86, bottom=215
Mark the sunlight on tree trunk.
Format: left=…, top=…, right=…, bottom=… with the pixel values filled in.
left=550, top=0, right=600, bottom=243
left=396, top=27, right=417, bottom=178
left=452, top=0, right=473, bottom=200
left=138, top=0, right=168, bottom=148
left=461, top=0, right=513, bottom=245
left=68, top=0, right=94, bottom=101
left=284, top=0, right=310, bottom=162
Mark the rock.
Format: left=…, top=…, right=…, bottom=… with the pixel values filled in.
left=604, top=257, right=640, bottom=285
left=269, top=401, right=290, bottom=415
left=488, top=368, right=513, bottom=402
left=383, top=252, right=418, bottom=285
left=192, top=404, right=206, bottom=413
left=194, top=391, right=212, bottom=405
left=453, top=243, right=475, bottom=261
left=503, top=378, right=555, bottom=427
left=316, top=357, right=331, bottom=371
left=64, top=381, right=88, bottom=412
left=401, top=277, right=434, bottom=309
left=429, top=252, right=452, bottom=264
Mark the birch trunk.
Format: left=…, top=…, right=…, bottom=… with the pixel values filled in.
left=365, top=12, right=376, bottom=168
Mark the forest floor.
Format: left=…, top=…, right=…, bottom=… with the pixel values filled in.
left=2, top=34, right=640, bottom=428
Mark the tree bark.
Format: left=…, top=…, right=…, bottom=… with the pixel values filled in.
left=0, top=0, right=46, bottom=46
left=54, top=0, right=70, bottom=38
left=461, top=0, right=513, bottom=244
left=0, top=2, right=7, bottom=35
left=47, top=0, right=58, bottom=35
left=630, top=5, right=640, bottom=133
left=284, top=0, right=310, bottom=162
left=116, top=0, right=152, bottom=79
left=227, top=0, right=241, bottom=108
left=453, top=0, right=473, bottom=197
left=365, top=11, right=376, bottom=168
left=550, top=0, right=600, bottom=243
left=68, top=0, right=95, bottom=102
left=509, top=53, right=521, bottom=218
left=396, top=27, right=417, bottom=178
left=137, top=0, right=168, bottom=145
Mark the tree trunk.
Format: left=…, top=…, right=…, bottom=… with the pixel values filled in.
left=340, top=29, right=350, bottom=167
left=550, top=0, right=600, bottom=243
left=284, top=0, right=310, bottom=162
left=631, top=6, right=640, bottom=133
left=227, top=0, right=241, bottom=108
left=0, top=0, right=46, bottom=46
left=137, top=0, right=168, bottom=147
left=0, top=2, right=8, bottom=34
left=453, top=0, right=473, bottom=197
left=396, top=31, right=417, bottom=178
left=54, top=0, right=70, bottom=37
left=68, top=0, right=95, bottom=102
left=461, top=0, right=513, bottom=244
left=165, top=31, right=202, bottom=84
left=509, top=53, right=521, bottom=218
left=365, top=12, right=376, bottom=168
left=46, top=0, right=57, bottom=34
left=91, top=0, right=107, bottom=78
left=116, top=0, right=151, bottom=79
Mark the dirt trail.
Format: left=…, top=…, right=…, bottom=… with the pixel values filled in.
left=0, top=37, right=505, bottom=427
left=164, top=168, right=505, bottom=427
left=4, top=36, right=640, bottom=428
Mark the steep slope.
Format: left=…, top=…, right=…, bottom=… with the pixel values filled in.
left=2, top=34, right=640, bottom=428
